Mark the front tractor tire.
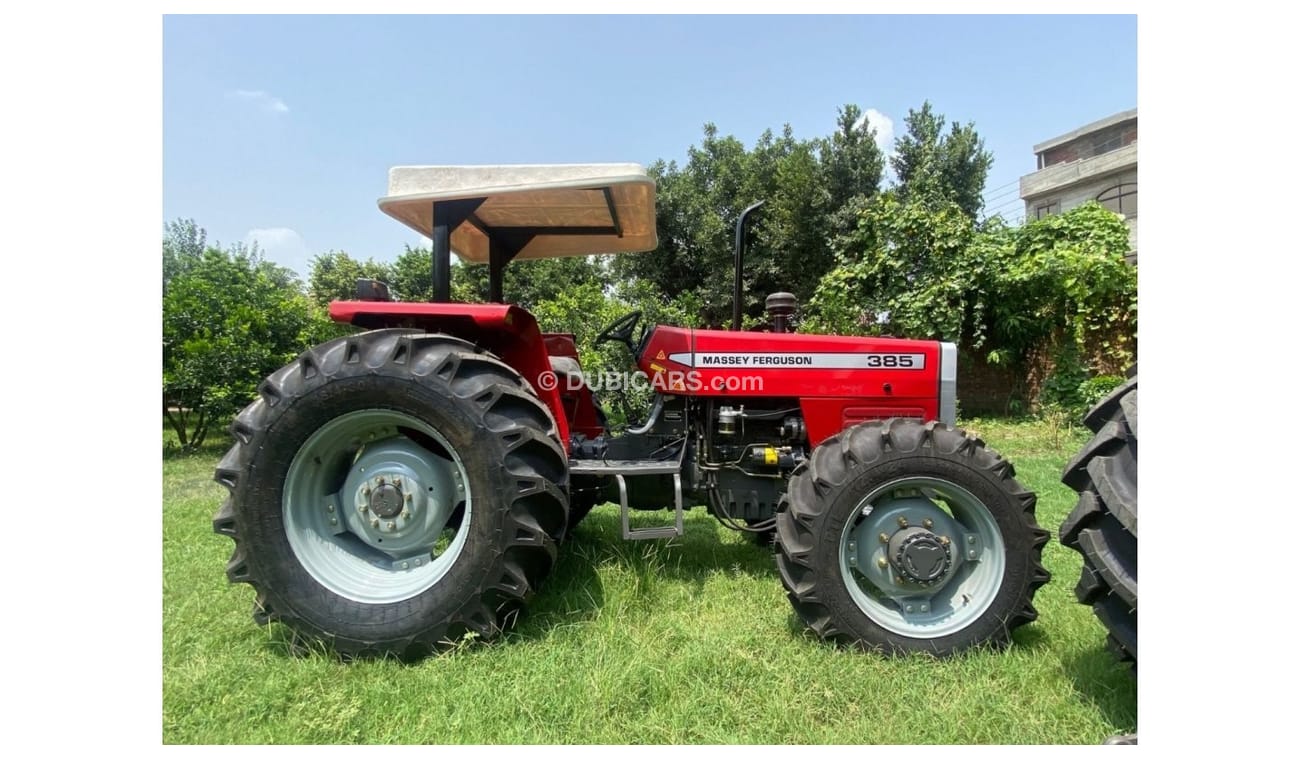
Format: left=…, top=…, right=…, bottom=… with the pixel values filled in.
left=212, top=329, right=569, bottom=658
left=775, top=419, right=1050, bottom=655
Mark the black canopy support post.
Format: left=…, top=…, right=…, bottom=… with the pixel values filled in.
left=487, top=230, right=531, bottom=303
left=430, top=197, right=485, bottom=303
left=732, top=200, right=766, bottom=331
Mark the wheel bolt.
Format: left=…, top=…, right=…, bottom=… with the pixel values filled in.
left=879, top=532, right=890, bottom=544
left=967, top=535, right=976, bottom=544
left=371, top=518, right=380, bottom=528
left=940, top=536, right=950, bottom=545
left=922, top=518, right=933, bottom=529
left=906, top=605, right=914, bottom=613
left=328, top=517, right=337, bottom=526
left=327, top=504, right=335, bottom=513
left=897, top=516, right=909, bottom=528
left=877, top=557, right=888, bottom=569
left=968, top=550, right=977, bottom=560
left=405, top=493, right=413, bottom=503
left=387, top=521, right=396, bottom=531
left=358, top=505, right=367, bottom=513
left=920, top=604, right=929, bottom=612
left=401, top=561, right=409, bottom=569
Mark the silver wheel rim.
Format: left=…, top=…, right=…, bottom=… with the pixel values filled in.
left=838, top=476, right=1006, bottom=639
left=283, top=409, right=472, bottom=604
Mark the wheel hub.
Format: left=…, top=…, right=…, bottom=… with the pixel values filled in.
left=369, top=481, right=405, bottom=518
left=889, top=527, right=953, bottom=585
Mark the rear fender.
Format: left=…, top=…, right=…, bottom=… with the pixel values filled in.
left=329, top=301, right=569, bottom=445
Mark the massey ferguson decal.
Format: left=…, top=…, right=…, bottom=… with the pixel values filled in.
left=667, top=352, right=926, bottom=369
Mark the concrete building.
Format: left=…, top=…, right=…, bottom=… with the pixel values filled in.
left=1019, top=108, right=1137, bottom=262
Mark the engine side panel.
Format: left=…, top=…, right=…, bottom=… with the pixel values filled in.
left=638, top=326, right=941, bottom=445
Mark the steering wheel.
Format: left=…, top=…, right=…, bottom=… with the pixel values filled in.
left=594, top=310, right=643, bottom=354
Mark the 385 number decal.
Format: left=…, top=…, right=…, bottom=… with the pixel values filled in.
left=865, top=354, right=917, bottom=368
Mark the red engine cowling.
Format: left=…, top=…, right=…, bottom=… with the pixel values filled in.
left=637, top=326, right=956, bottom=446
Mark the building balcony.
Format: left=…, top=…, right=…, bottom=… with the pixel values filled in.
left=1020, top=142, right=1138, bottom=201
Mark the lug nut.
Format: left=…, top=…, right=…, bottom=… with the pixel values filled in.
left=940, top=536, right=950, bottom=545
left=879, top=533, right=890, bottom=544
left=968, top=550, right=977, bottom=560
left=967, top=535, right=976, bottom=545
left=906, top=605, right=914, bottom=613
left=920, top=604, right=929, bottom=612
left=401, top=561, right=409, bottom=569
left=897, top=516, right=909, bottom=528
left=387, top=521, right=396, bottom=531
left=359, top=505, right=368, bottom=513
left=402, top=510, right=412, bottom=520
left=877, top=557, right=889, bottom=569
left=922, top=518, right=933, bottom=529
left=328, top=517, right=337, bottom=526
left=371, top=518, right=380, bottom=528
left=327, top=504, right=335, bottom=513
left=405, top=493, right=413, bottom=503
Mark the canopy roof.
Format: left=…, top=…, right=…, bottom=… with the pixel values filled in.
left=378, top=164, right=658, bottom=263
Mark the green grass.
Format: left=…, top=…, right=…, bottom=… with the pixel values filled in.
left=163, top=417, right=1135, bottom=744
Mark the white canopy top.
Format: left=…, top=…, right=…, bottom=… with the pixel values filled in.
left=378, top=164, right=658, bottom=263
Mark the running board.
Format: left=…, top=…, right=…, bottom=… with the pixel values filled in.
left=568, top=458, right=684, bottom=540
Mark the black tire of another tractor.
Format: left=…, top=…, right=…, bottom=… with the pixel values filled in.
left=1061, top=377, right=1138, bottom=665
left=211, top=329, right=569, bottom=658
left=775, top=419, right=1051, bottom=655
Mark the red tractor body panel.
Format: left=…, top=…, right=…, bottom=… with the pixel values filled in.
left=329, top=300, right=571, bottom=443
left=638, top=326, right=941, bottom=446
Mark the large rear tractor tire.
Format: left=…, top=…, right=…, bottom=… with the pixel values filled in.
left=775, top=419, right=1050, bottom=655
left=1061, top=377, right=1137, bottom=664
left=212, top=329, right=569, bottom=658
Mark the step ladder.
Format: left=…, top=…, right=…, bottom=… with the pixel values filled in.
left=568, top=458, right=685, bottom=540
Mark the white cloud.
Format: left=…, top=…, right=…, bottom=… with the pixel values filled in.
left=227, top=89, right=289, bottom=115
left=859, top=107, right=895, bottom=159
left=246, top=227, right=311, bottom=278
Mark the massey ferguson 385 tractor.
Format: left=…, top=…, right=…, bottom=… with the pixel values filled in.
left=213, top=164, right=1050, bottom=658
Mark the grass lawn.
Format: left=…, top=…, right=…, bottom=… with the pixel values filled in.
left=163, top=416, right=1136, bottom=744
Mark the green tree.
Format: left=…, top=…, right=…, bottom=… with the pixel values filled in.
left=617, top=115, right=881, bottom=327
left=819, top=104, right=887, bottom=242
left=804, top=199, right=1136, bottom=411
left=306, top=250, right=395, bottom=306
left=163, top=241, right=314, bottom=452
left=163, top=218, right=207, bottom=293
left=803, top=192, right=983, bottom=342
left=891, top=101, right=993, bottom=218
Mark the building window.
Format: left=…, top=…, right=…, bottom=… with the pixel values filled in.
left=1097, top=183, right=1138, bottom=218
left=1035, top=200, right=1060, bottom=219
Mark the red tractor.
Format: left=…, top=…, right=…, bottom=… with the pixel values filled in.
left=213, top=164, right=1050, bottom=658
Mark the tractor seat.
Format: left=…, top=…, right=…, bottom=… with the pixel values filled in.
left=549, top=356, right=585, bottom=386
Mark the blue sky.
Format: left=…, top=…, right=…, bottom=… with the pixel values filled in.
left=163, top=14, right=1136, bottom=279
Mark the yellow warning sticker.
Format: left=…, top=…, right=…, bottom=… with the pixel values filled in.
left=656, top=350, right=667, bottom=360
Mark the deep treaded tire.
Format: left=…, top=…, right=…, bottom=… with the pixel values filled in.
left=1061, top=377, right=1137, bottom=664
left=212, top=329, right=569, bottom=658
left=775, top=419, right=1050, bottom=655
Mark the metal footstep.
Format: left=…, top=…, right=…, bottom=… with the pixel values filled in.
left=569, top=458, right=685, bottom=540
left=615, top=472, right=684, bottom=540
